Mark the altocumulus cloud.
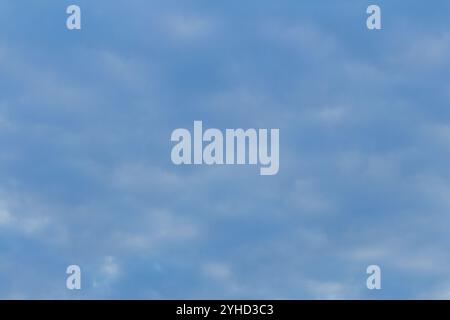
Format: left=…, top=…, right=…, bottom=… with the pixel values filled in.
left=0, top=0, right=450, bottom=299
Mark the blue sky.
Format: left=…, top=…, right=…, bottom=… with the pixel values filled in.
left=1, top=0, right=450, bottom=299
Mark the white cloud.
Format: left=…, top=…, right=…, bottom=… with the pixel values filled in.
left=0, top=192, right=59, bottom=238
left=162, top=14, right=216, bottom=41
left=288, top=179, right=333, bottom=215
left=202, top=262, right=232, bottom=281
left=101, top=256, right=120, bottom=279
left=114, top=209, right=199, bottom=252
left=262, top=22, right=338, bottom=58
left=424, top=123, right=450, bottom=148
left=305, top=280, right=356, bottom=300
left=0, top=208, right=12, bottom=226
left=390, top=31, right=450, bottom=71
left=423, top=284, right=450, bottom=300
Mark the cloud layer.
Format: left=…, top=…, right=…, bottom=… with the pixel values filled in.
left=0, top=0, right=450, bottom=299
